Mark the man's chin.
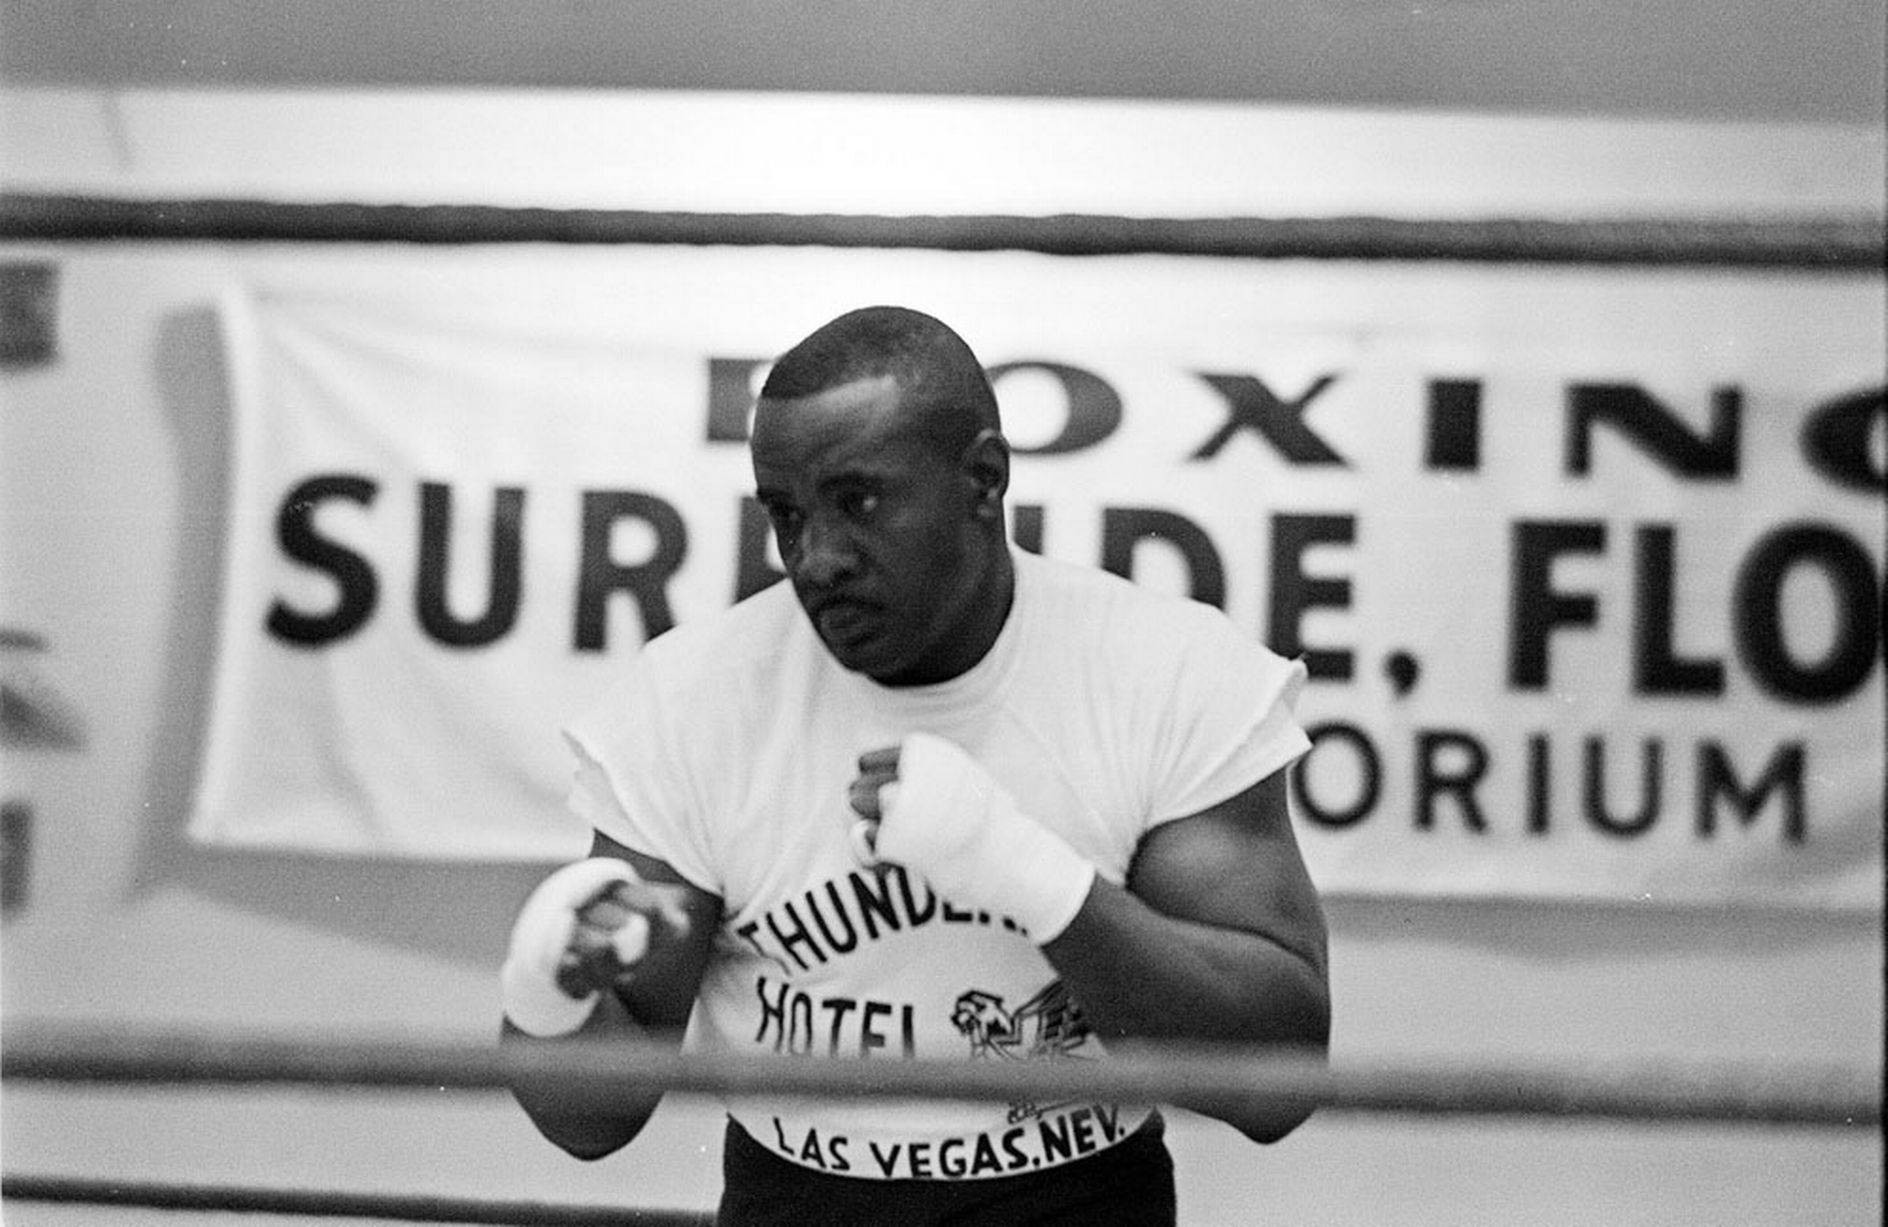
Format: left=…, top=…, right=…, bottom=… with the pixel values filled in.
left=818, top=629, right=884, bottom=673
left=820, top=634, right=913, bottom=685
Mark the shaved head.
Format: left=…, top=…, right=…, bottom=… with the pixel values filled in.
left=760, top=306, right=1001, bottom=457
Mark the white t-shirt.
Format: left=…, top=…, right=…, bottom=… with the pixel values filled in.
left=564, top=549, right=1309, bottom=1181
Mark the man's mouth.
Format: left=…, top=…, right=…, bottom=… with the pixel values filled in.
left=814, top=600, right=880, bottom=646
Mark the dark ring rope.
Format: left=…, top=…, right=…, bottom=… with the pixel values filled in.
left=3, top=1026, right=1876, bottom=1127
left=0, top=1177, right=713, bottom=1225
left=1, top=193, right=1881, bottom=268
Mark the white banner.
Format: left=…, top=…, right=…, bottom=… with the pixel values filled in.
left=192, top=251, right=1884, bottom=908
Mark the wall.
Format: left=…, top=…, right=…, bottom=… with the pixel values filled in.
left=5, top=0, right=1885, bottom=123
left=2, top=89, right=1883, bottom=1225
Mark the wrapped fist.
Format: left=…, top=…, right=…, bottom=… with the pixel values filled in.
left=500, top=858, right=690, bottom=1037
left=848, top=733, right=1095, bottom=943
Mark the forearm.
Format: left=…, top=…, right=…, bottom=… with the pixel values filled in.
left=499, top=849, right=716, bottom=1160
left=1042, top=877, right=1329, bottom=1142
left=502, top=988, right=672, bottom=1160
left=1045, top=875, right=1328, bottom=1047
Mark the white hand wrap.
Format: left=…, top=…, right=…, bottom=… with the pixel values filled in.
left=873, top=732, right=1096, bottom=944
left=500, top=857, right=640, bottom=1037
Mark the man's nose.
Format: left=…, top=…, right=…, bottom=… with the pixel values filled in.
left=793, top=517, right=860, bottom=588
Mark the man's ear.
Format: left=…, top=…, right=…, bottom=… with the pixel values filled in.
left=961, top=428, right=1010, bottom=520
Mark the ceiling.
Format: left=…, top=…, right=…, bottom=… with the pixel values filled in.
left=3, top=0, right=1885, bottom=124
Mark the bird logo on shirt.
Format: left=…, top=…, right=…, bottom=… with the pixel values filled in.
left=951, top=980, right=1092, bottom=1061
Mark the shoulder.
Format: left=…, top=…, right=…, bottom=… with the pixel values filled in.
left=1018, top=550, right=1252, bottom=660
left=573, top=581, right=809, bottom=743
left=631, top=579, right=807, bottom=688
left=1009, top=552, right=1308, bottom=826
left=1014, top=551, right=1303, bottom=730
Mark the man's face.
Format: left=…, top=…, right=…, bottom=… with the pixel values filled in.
left=751, top=375, right=995, bottom=686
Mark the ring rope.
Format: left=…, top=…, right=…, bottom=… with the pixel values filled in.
left=3, top=1025, right=1876, bottom=1128
left=0, top=1176, right=713, bottom=1225
left=1, top=193, right=1881, bottom=269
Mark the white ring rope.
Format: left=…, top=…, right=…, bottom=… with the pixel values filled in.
left=3, top=1025, right=1875, bottom=1128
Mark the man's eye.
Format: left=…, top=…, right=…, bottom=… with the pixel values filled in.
left=840, top=491, right=880, bottom=520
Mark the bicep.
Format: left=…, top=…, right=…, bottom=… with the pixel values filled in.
left=1127, top=769, right=1328, bottom=977
left=587, top=828, right=723, bottom=1031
